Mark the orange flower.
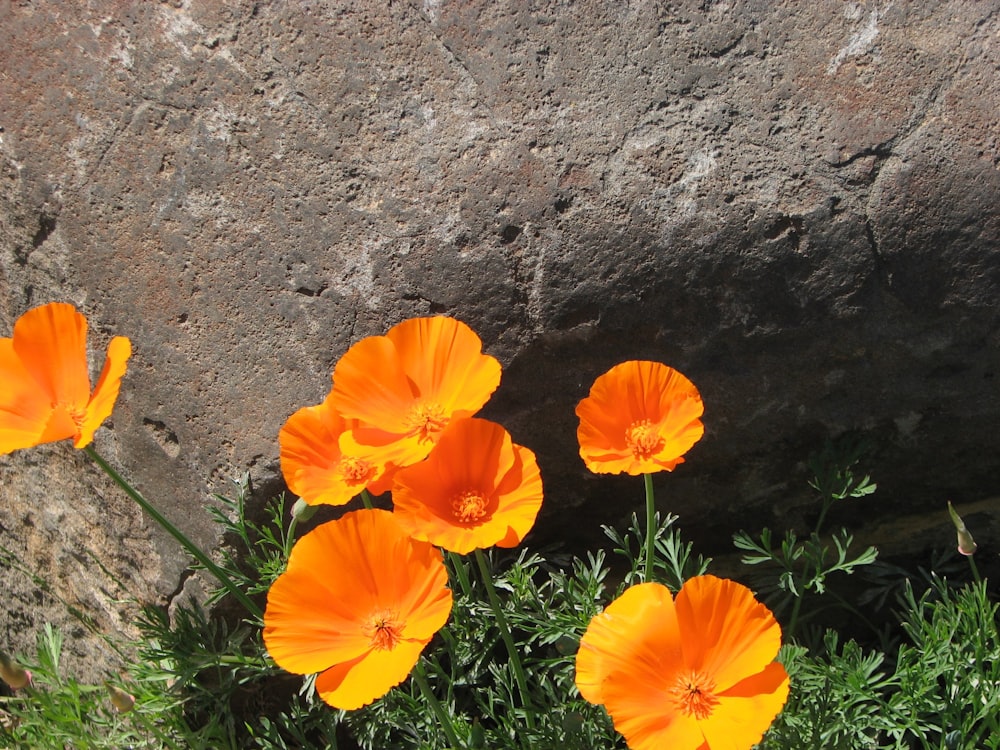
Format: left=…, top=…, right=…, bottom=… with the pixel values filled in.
left=392, top=417, right=543, bottom=554
left=0, top=302, right=131, bottom=454
left=330, top=316, right=502, bottom=469
left=576, top=360, right=704, bottom=475
left=263, top=509, right=452, bottom=710
left=576, top=576, right=789, bottom=750
left=279, top=392, right=394, bottom=506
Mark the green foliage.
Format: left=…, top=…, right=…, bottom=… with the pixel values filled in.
left=3, top=440, right=998, bottom=750
left=733, top=438, right=880, bottom=640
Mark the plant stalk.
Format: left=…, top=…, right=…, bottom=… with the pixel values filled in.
left=413, top=660, right=463, bottom=749
left=643, top=473, right=656, bottom=582
left=473, top=549, right=535, bottom=727
left=84, top=446, right=263, bottom=621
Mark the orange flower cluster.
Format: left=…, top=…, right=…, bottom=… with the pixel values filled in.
left=0, top=302, right=131, bottom=455
left=576, top=576, right=789, bottom=750
left=267, top=316, right=544, bottom=708
left=279, top=316, right=503, bottom=507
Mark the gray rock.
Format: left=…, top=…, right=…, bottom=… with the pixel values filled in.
left=1, top=1, right=998, bottom=675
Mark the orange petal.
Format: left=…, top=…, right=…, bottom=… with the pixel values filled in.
left=314, top=639, right=428, bottom=710
left=330, top=334, right=421, bottom=432
left=0, top=338, right=53, bottom=453
left=673, top=575, right=783, bottom=693
left=700, top=661, right=790, bottom=748
left=77, top=335, right=131, bottom=448
left=576, top=582, right=684, bottom=706
left=602, top=678, right=707, bottom=750
left=385, top=316, right=502, bottom=416
left=11, top=303, right=91, bottom=412
left=490, top=443, right=544, bottom=548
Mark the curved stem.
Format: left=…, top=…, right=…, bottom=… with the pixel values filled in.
left=643, top=473, right=656, bottom=582
left=360, top=489, right=375, bottom=510
left=447, top=552, right=473, bottom=599
left=473, top=549, right=535, bottom=727
left=412, top=660, right=463, bottom=749
left=84, top=446, right=263, bottom=621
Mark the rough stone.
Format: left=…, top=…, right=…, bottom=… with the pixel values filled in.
left=1, top=1, right=999, bottom=673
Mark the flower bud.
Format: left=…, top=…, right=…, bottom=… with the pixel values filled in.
left=292, top=497, right=319, bottom=522
left=947, top=502, right=978, bottom=556
left=105, top=681, right=136, bottom=713
left=0, top=651, right=32, bottom=690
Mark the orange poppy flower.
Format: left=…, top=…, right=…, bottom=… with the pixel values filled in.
left=279, top=392, right=394, bottom=506
left=263, top=508, right=453, bottom=710
left=0, top=302, right=131, bottom=454
left=576, top=575, right=789, bottom=750
left=392, top=417, right=543, bottom=554
left=576, top=360, right=704, bottom=475
left=330, top=316, right=502, bottom=470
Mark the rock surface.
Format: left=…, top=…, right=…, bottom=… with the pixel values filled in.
left=1, top=1, right=999, bottom=676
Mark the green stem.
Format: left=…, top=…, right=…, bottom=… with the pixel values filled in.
left=967, top=554, right=982, bottom=584
left=787, top=590, right=804, bottom=641
left=360, top=489, right=375, bottom=509
left=643, top=473, right=656, bottom=582
left=473, top=549, right=535, bottom=727
left=84, top=446, right=263, bottom=621
left=447, top=552, right=473, bottom=599
left=412, top=660, right=463, bottom=749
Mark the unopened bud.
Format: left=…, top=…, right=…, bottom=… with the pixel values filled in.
left=0, top=651, right=32, bottom=690
left=291, top=497, right=318, bottom=522
left=105, top=681, right=136, bottom=713
left=947, top=502, right=978, bottom=556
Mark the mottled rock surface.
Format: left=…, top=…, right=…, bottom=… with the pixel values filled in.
left=1, top=1, right=999, bottom=676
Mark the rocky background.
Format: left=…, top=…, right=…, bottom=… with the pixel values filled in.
left=1, top=0, right=999, bottom=679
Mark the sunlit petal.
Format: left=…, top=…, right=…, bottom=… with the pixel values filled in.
left=77, top=336, right=131, bottom=448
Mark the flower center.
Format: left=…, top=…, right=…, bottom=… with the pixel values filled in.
left=363, top=610, right=403, bottom=651
left=404, top=402, right=449, bottom=443
left=451, top=490, right=489, bottom=523
left=338, top=456, right=376, bottom=486
left=625, top=420, right=664, bottom=459
left=670, top=672, right=719, bottom=720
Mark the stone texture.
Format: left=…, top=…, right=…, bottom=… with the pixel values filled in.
left=1, top=1, right=999, bottom=671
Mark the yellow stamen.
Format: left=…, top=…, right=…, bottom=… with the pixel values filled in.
left=404, top=402, right=449, bottom=443
left=338, top=456, right=375, bottom=486
left=364, top=611, right=403, bottom=651
left=451, top=490, right=488, bottom=523
left=625, top=419, right=664, bottom=459
left=670, top=672, right=719, bottom=720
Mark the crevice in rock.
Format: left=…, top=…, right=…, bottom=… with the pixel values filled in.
left=31, top=212, right=56, bottom=249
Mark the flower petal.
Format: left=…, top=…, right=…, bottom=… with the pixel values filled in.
left=77, top=335, right=131, bottom=448
left=385, top=316, right=502, bottom=416
left=11, top=302, right=91, bottom=411
left=279, top=395, right=386, bottom=506
left=314, top=639, right=428, bottom=710
left=575, top=582, right=684, bottom=705
left=699, top=661, right=790, bottom=749
left=331, top=335, right=416, bottom=434
left=0, top=339, right=53, bottom=454
left=674, top=575, right=783, bottom=693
